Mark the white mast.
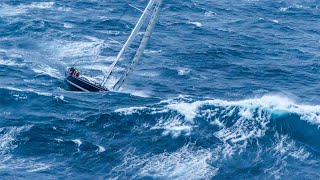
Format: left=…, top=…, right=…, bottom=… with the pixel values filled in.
left=101, top=0, right=157, bottom=86
left=113, top=0, right=162, bottom=90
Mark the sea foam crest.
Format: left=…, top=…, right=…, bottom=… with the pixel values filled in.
left=151, top=115, right=193, bottom=137
left=115, top=95, right=320, bottom=148
left=166, top=95, right=320, bottom=124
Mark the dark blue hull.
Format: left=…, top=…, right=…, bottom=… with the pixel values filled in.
left=66, top=75, right=108, bottom=92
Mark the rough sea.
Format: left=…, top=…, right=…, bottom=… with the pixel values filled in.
left=1, top=0, right=320, bottom=179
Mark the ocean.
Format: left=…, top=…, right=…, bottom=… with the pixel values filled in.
left=0, top=0, right=320, bottom=179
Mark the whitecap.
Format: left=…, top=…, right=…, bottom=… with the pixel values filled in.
left=0, top=87, right=52, bottom=96
left=72, top=139, right=82, bottom=147
left=26, top=2, right=55, bottom=9
left=151, top=116, right=193, bottom=137
left=63, top=23, right=74, bottom=28
left=188, top=21, right=203, bottom=27
left=0, top=59, right=20, bottom=66
left=204, top=11, right=216, bottom=17
left=126, top=89, right=151, bottom=98
left=177, top=67, right=191, bottom=76
left=54, top=95, right=65, bottom=101
left=54, top=138, right=64, bottom=143
left=96, top=145, right=106, bottom=153
left=115, top=106, right=148, bottom=115
left=136, top=71, right=159, bottom=77
left=0, top=4, right=27, bottom=16
left=144, top=49, right=162, bottom=55
left=166, top=101, right=203, bottom=122
left=0, top=2, right=54, bottom=17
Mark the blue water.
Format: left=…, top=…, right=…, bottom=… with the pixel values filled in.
left=1, top=0, right=320, bottom=179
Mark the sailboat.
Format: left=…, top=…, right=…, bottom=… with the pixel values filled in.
left=65, top=0, right=162, bottom=92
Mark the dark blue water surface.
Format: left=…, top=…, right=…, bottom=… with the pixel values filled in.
left=1, top=0, right=320, bottom=179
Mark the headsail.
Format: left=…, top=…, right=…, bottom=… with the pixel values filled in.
left=113, top=0, right=162, bottom=90
left=101, top=0, right=157, bottom=87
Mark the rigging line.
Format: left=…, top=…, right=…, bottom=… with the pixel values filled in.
left=128, top=3, right=143, bottom=13
left=117, top=1, right=131, bottom=22
left=71, top=43, right=102, bottom=67
left=101, top=0, right=157, bottom=87
left=71, top=1, right=132, bottom=69
left=113, top=0, right=162, bottom=91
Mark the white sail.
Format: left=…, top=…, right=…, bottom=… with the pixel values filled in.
left=113, top=0, right=162, bottom=90
left=101, top=0, right=157, bottom=86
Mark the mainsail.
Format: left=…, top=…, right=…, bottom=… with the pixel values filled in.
left=113, top=0, right=162, bottom=90
left=101, top=0, right=162, bottom=90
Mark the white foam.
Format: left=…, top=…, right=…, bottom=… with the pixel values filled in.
left=1, top=86, right=53, bottom=97
left=63, top=23, right=73, bottom=28
left=166, top=95, right=320, bottom=123
left=49, top=39, right=105, bottom=61
left=32, top=65, right=62, bottom=79
left=167, top=101, right=203, bottom=122
left=26, top=162, right=51, bottom=172
left=163, top=94, right=320, bottom=152
left=115, top=144, right=217, bottom=179
left=280, top=7, right=289, bottom=12
left=0, top=2, right=54, bottom=17
left=188, top=21, right=203, bottom=27
left=115, top=106, right=148, bottom=115
left=72, top=139, right=82, bottom=152
left=136, top=71, right=159, bottom=77
left=0, top=86, right=24, bottom=92
left=0, top=4, right=27, bottom=16
left=0, top=59, right=19, bottom=66
left=144, top=49, right=162, bottom=55
left=151, top=116, right=193, bottom=137
left=177, top=67, right=191, bottom=76
left=27, top=2, right=55, bottom=9
left=280, top=4, right=304, bottom=12
left=123, top=89, right=152, bottom=98
left=0, top=126, right=32, bottom=155
left=96, top=145, right=106, bottom=153
left=55, top=95, right=65, bottom=101
left=72, top=139, right=82, bottom=147
left=13, top=94, right=28, bottom=100
left=54, top=138, right=64, bottom=143
left=205, top=11, right=216, bottom=17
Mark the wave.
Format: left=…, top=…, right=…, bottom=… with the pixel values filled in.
left=0, top=59, right=21, bottom=66
left=0, top=86, right=52, bottom=97
left=110, top=95, right=320, bottom=178
left=113, top=94, right=320, bottom=146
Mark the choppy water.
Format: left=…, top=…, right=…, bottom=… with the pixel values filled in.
left=1, top=0, right=320, bottom=179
